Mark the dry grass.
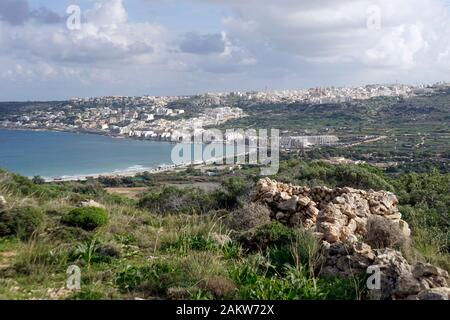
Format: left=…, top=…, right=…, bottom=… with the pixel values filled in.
left=364, top=216, right=409, bottom=250
left=224, top=203, right=271, bottom=232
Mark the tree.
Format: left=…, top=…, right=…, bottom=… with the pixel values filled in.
left=32, top=176, right=45, bottom=185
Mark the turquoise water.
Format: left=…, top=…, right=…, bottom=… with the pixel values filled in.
left=0, top=129, right=180, bottom=178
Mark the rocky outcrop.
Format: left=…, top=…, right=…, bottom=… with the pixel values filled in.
left=250, top=178, right=449, bottom=300
left=368, top=250, right=449, bottom=300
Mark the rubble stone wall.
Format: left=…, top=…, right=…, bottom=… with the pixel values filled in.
left=249, top=178, right=449, bottom=300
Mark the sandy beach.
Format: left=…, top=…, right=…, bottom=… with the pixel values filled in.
left=42, top=163, right=187, bottom=182
left=42, top=150, right=255, bottom=182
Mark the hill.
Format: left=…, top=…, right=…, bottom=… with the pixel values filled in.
left=0, top=160, right=448, bottom=300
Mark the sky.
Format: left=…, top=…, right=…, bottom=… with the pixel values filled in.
left=1, top=0, right=450, bottom=101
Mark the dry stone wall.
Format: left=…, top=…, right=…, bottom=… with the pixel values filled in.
left=250, top=178, right=449, bottom=300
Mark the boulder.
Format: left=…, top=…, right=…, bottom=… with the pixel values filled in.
left=413, top=262, right=449, bottom=279
left=368, top=248, right=413, bottom=300
left=417, top=287, right=450, bottom=300
left=277, top=196, right=298, bottom=213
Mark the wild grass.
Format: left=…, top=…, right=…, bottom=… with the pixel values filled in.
left=0, top=162, right=448, bottom=300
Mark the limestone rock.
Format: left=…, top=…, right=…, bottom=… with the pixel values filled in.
left=249, top=178, right=450, bottom=300
left=417, top=287, right=450, bottom=300
left=80, top=200, right=105, bottom=209
left=413, top=262, right=449, bottom=279
left=277, top=196, right=298, bottom=213
left=368, top=248, right=413, bottom=300
left=297, top=196, right=311, bottom=207
left=397, top=220, right=411, bottom=238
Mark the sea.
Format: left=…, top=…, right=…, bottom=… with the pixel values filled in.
left=0, top=129, right=208, bottom=179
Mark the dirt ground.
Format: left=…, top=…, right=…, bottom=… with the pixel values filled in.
left=105, top=182, right=221, bottom=199
left=105, top=187, right=148, bottom=200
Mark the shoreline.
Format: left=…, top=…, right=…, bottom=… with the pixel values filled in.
left=42, top=151, right=255, bottom=182
left=0, top=126, right=165, bottom=142
left=42, top=163, right=188, bottom=182
left=0, top=128, right=258, bottom=182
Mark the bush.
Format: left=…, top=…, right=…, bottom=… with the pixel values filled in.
left=238, top=221, right=295, bottom=251
left=68, top=288, right=104, bottom=300
left=291, top=229, right=321, bottom=270
left=232, top=265, right=327, bottom=300
left=0, top=206, right=44, bottom=240
left=225, top=203, right=271, bottom=232
left=198, top=277, right=236, bottom=299
left=262, top=229, right=320, bottom=275
left=115, top=261, right=189, bottom=296
left=364, top=216, right=409, bottom=250
left=319, top=275, right=368, bottom=300
left=163, top=234, right=218, bottom=253
left=61, top=207, right=108, bottom=231
left=138, top=187, right=216, bottom=214
left=115, top=265, right=153, bottom=291
left=213, top=177, right=248, bottom=210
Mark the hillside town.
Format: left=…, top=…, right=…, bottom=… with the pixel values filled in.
left=0, top=99, right=245, bottom=142
left=1, top=82, right=448, bottom=142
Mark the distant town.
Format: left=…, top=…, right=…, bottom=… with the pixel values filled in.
left=1, top=82, right=449, bottom=146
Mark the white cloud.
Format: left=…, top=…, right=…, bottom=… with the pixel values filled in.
left=0, top=0, right=165, bottom=65
left=1, top=0, right=450, bottom=100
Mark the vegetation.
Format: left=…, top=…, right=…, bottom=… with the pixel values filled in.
left=61, top=207, right=109, bottom=231
left=0, top=206, right=44, bottom=240
left=0, top=157, right=448, bottom=300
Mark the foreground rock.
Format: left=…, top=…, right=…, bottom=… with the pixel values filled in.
left=250, top=178, right=449, bottom=300
left=251, top=178, right=410, bottom=243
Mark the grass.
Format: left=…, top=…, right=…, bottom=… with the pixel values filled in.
left=0, top=159, right=449, bottom=300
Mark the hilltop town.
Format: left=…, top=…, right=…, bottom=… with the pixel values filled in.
left=1, top=83, right=448, bottom=143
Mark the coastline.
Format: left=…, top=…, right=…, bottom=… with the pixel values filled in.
left=42, top=163, right=188, bottom=182
left=0, top=128, right=257, bottom=182
left=0, top=126, right=141, bottom=140
left=42, top=151, right=255, bottom=182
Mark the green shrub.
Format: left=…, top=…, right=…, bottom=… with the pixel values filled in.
left=222, top=241, right=242, bottom=259
left=61, top=207, right=108, bottom=231
left=163, top=234, right=218, bottom=253
left=213, top=177, right=248, bottom=210
left=138, top=187, right=216, bottom=214
left=238, top=221, right=295, bottom=251
left=266, top=245, right=294, bottom=273
left=69, top=239, right=119, bottom=266
left=319, top=275, right=368, bottom=300
left=232, top=265, right=327, bottom=300
left=0, top=206, right=44, bottom=240
left=68, top=288, right=104, bottom=300
left=115, top=265, right=152, bottom=291
left=115, top=261, right=189, bottom=296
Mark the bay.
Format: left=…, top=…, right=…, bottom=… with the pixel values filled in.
left=0, top=129, right=183, bottom=178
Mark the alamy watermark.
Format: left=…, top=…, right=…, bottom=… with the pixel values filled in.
left=366, top=265, right=381, bottom=290
left=66, top=5, right=81, bottom=30
left=66, top=265, right=81, bottom=290
left=366, top=5, right=382, bottom=30
left=170, top=124, right=280, bottom=176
